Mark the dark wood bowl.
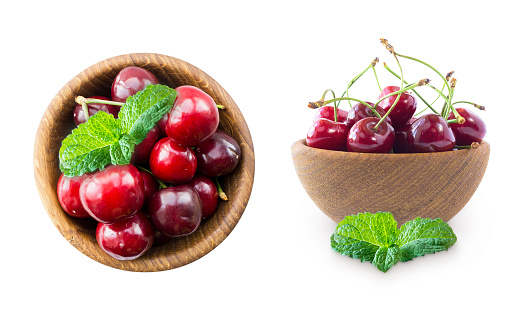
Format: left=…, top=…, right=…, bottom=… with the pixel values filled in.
left=34, top=53, right=255, bottom=272
left=291, top=139, right=489, bottom=226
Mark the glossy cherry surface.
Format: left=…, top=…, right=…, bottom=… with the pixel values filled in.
left=377, top=86, right=417, bottom=128
left=313, top=105, right=348, bottom=123
left=306, top=118, right=349, bottom=151
left=347, top=117, right=395, bottom=153
left=165, top=85, right=219, bottom=147
left=79, top=164, right=144, bottom=223
left=73, top=96, right=120, bottom=125
left=393, top=116, right=418, bottom=153
left=194, top=130, right=241, bottom=177
left=406, top=114, right=455, bottom=153
left=448, top=108, right=487, bottom=145
left=139, top=170, right=159, bottom=206
left=130, top=126, right=161, bottom=165
left=149, top=137, right=197, bottom=185
left=111, top=66, right=159, bottom=103
left=188, top=175, right=218, bottom=220
left=147, top=185, right=202, bottom=237
left=345, top=102, right=391, bottom=129
left=57, top=173, right=91, bottom=218
left=96, top=211, right=155, bottom=261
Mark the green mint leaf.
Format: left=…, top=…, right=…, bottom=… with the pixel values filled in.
left=109, top=134, right=135, bottom=165
left=59, top=111, right=122, bottom=176
left=119, top=84, right=177, bottom=144
left=397, top=217, right=457, bottom=261
left=373, top=246, right=401, bottom=273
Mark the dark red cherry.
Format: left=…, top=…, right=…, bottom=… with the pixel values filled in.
left=393, top=116, right=418, bottom=153
left=313, top=106, right=348, bottom=123
left=57, top=173, right=91, bottom=218
left=306, top=118, right=349, bottom=151
left=138, top=170, right=159, bottom=206
left=347, top=117, right=395, bottom=153
left=188, top=175, right=218, bottom=220
left=153, top=230, right=173, bottom=246
left=111, top=66, right=159, bottom=103
left=377, top=86, right=417, bottom=128
left=79, top=164, right=144, bottom=223
left=345, top=102, right=391, bottom=129
left=149, top=137, right=197, bottom=185
left=96, top=211, right=155, bottom=261
left=73, top=96, right=120, bottom=125
left=406, top=114, right=455, bottom=153
left=194, top=130, right=241, bottom=177
left=448, top=108, right=487, bottom=146
left=147, top=185, right=202, bottom=237
left=130, top=126, right=161, bottom=165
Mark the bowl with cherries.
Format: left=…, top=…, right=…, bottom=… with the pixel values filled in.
left=292, top=39, right=489, bottom=226
left=34, top=53, right=255, bottom=271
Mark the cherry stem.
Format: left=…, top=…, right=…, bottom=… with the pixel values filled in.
left=217, top=104, right=226, bottom=110
left=372, top=65, right=382, bottom=92
left=455, top=142, right=480, bottom=149
left=452, top=101, right=485, bottom=111
left=76, top=96, right=125, bottom=107
left=321, top=97, right=382, bottom=119
left=136, top=166, right=167, bottom=189
left=81, top=102, right=89, bottom=121
left=341, top=59, right=377, bottom=107
left=426, top=84, right=464, bottom=123
left=215, top=177, right=228, bottom=201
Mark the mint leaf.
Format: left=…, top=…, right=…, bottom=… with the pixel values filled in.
left=373, top=246, right=401, bottom=273
left=397, top=217, right=457, bottom=261
left=119, top=84, right=177, bottom=144
left=109, top=134, right=135, bottom=165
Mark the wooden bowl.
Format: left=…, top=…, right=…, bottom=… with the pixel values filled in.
left=34, top=53, right=255, bottom=272
left=291, top=139, right=489, bottom=226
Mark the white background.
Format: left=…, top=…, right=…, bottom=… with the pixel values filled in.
left=2, top=1, right=529, bottom=323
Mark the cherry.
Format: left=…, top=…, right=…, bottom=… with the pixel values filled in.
left=149, top=137, right=197, bottom=185
left=188, top=175, right=218, bottom=220
left=313, top=105, right=348, bottom=123
left=347, top=117, right=395, bottom=153
left=130, top=126, right=161, bottom=165
left=306, top=118, right=349, bottom=151
left=96, top=211, right=155, bottom=261
left=448, top=108, right=486, bottom=146
left=156, top=112, right=169, bottom=137
left=165, top=85, right=219, bottom=147
left=111, top=66, right=159, bottom=103
left=147, top=185, right=202, bottom=237
left=138, top=170, right=159, bottom=206
left=57, top=173, right=91, bottom=218
left=393, top=116, right=418, bottom=153
left=377, top=85, right=417, bottom=128
left=345, top=102, right=391, bottom=129
left=194, top=130, right=241, bottom=177
left=153, top=230, right=173, bottom=246
left=73, top=95, right=120, bottom=125
left=406, top=114, right=455, bottom=153
left=79, top=164, right=144, bottom=223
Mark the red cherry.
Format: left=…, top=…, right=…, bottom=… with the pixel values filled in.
left=347, top=117, right=395, bottom=153
left=188, top=175, right=218, bottom=220
left=130, top=126, right=161, bottom=165
left=306, top=118, right=349, bottom=151
left=194, top=130, right=241, bottom=177
left=313, top=106, right=348, bottom=123
left=448, top=108, right=487, bottom=145
left=149, top=137, right=197, bottom=185
left=406, top=114, right=455, bottom=153
left=111, top=66, right=159, bottom=103
left=73, top=96, right=120, bottom=125
left=165, top=86, right=220, bottom=147
left=345, top=102, right=391, bottom=129
left=393, top=116, right=418, bottom=153
left=57, top=173, right=91, bottom=218
left=138, top=170, right=159, bottom=206
left=377, top=86, right=417, bottom=128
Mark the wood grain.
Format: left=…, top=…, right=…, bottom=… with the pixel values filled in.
left=291, top=139, right=489, bottom=226
left=33, top=53, right=255, bottom=272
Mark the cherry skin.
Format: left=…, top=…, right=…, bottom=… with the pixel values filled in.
left=96, top=211, right=155, bottom=261
left=347, top=117, right=395, bottom=153
left=165, top=85, right=220, bottom=147
left=147, top=185, right=202, bottom=237
left=406, top=114, right=456, bottom=153
left=57, top=173, right=91, bottom=218
left=149, top=137, right=197, bottom=185
left=111, top=66, right=159, bottom=103
left=194, top=130, right=241, bottom=177
left=138, top=170, right=159, bottom=206
left=130, top=126, right=161, bottom=165
left=448, top=108, right=487, bottom=145
left=79, top=164, right=145, bottom=223
left=73, top=96, right=120, bottom=125
left=393, top=116, right=418, bottom=153
left=345, top=102, right=391, bottom=129
left=377, top=86, right=417, bottom=128
left=313, top=105, right=348, bottom=123
left=156, top=112, right=169, bottom=137
left=306, top=118, right=349, bottom=151
left=188, top=175, right=218, bottom=220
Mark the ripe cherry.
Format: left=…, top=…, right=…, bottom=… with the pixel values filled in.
left=149, top=137, right=197, bottom=185
left=378, top=86, right=417, bottom=128
left=96, top=211, right=155, bottom=261
left=345, top=102, right=391, bottom=129
left=57, top=173, right=91, bottom=218
left=306, top=118, right=349, bottom=151
left=138, top=170, right=159, bottom=206
left=393, top=116, right=418, bottom=153
left=188, top=175, right=218, bottom=220
left=194, top=130, right=241, bottom=177
left=130, top=126, right=161, bottom=165
left=313, top=105, right=348, bottom=123
left=448, top=108, right=486, bottom=145
left=347, top=117, right=395, bottom=153
left=73, top=96, right=120, bottom=125
left=111, top=66, right=159, bottom=103
left=406, top=114, right=455, bottom=153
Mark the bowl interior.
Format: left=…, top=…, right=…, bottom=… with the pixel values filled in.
left=34, top=53, right=255, bottom=272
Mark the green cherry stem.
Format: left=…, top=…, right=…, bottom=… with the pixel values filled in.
left=215, top=177, right=228, bottom=201
left=315, top=97, right=383, bottom=119
left=451, top=101, right=486, bottom=110
left=372, top=64, right=382, bottom=92
left=81, top=102, right=90, bottom=121
left=217, top=104, right=226, bottom=110
left=76, top=96, right=125, bottom=107
left=342, top=58, right=378, bottom=107
left=136, top=165, right=168, bottom=189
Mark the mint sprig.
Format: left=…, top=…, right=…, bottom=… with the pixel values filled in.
left=59, top=84, right=177, bottom=177
left=330, top=212, right=457, bottom=273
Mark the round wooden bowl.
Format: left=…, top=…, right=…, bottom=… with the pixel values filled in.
left=34, top=53, right=255, bottom=272
left=291, top=139, right=489, bottom=226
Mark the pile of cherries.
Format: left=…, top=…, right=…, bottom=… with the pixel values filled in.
left=57, top=66, right=241, bottom=261
left=306, top=40, right=487, bottom=154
